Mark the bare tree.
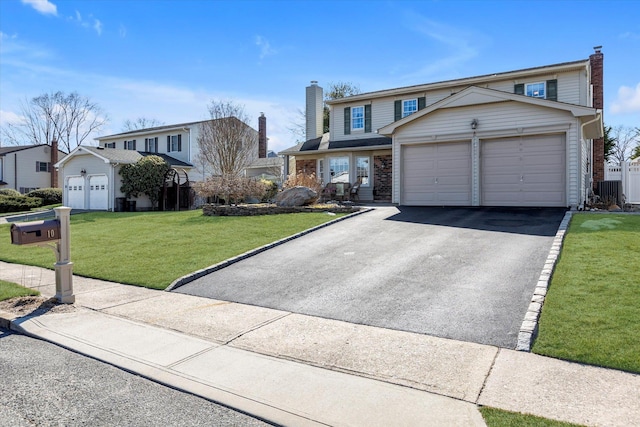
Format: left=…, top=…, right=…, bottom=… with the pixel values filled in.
left=610, top=125, right=639, bottom=164
left=122, top=117, right=164, bottom=132
left=1, top=91, right=108, bottom=152
left=195, top=100, right=257, bottom=178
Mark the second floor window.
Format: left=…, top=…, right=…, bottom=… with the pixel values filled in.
left=403, top=99, right=417, bottom=117
left=124, top=140, right=136, bottom=150
left=168, top=134, right=182, bottom=152
left=145, top=137, right=158, bottom=153
left=36, top=161, right=51, bottom=172
left=105, top=142, right=116, bottom=148
left=526, top=82, right=545, bottom=98
left=352, top=106, right=364, bottom=131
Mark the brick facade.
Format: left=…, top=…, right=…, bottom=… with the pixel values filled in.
left=295, top=159, right=316, bottom=176
left=373, top=154, right=392, bottom=201
left=590, top=47, right=604, bottom=191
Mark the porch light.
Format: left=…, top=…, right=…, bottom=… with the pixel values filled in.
left=471, top=119, right=478, bottom=130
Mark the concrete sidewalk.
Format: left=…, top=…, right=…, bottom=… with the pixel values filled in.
left=1, top=261, right=639, bottom=426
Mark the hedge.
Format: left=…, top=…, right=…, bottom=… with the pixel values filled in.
left=0, top=195, right=43, bottom=213
left=27, top=188, right=62, bottom=205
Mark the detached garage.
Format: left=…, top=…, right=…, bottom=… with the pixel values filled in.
left=382, top=86, right=603, bottom=209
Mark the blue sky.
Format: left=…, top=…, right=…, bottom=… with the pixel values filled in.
left=1, top=0, right=639, bottom=153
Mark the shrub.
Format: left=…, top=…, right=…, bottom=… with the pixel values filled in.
left=120, top=156, right=171, bottom=210
left=0, top=195, right=43, bottom=213
left=27, top=188, right=62, bottom=205
left=260, top=179, right=278, bottom=202
left=282, top=172, right=323, bottom=194
left=0, top=189, right=21, bottom=197
left=193, top=176, right=268, bottom=205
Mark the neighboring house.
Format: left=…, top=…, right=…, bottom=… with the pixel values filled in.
left=55, top=115, right=269, bottom=210
left=0, top=143, right=66, bottom=193
left=245, top=150, right=284, bottom=183
left=281, top=47, right=605, bottom=208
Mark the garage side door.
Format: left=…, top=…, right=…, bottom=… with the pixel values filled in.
left=402, top=142, right=471, bottom=206
left=66, top=176, right=85, bottom=209
left=89, top=175, right=108, bottom=210
left=482, top=135, right=565, bottom=207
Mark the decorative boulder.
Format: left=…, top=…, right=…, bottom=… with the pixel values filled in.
left=276, top=186, right=318, bottom=207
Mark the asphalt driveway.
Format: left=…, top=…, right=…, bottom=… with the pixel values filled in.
left=175, top=206, right=566, bottom=348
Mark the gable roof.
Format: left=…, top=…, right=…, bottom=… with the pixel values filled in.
left=0, top=144, right=66, bottom=156
left=378, top=86, right=602, bottom=137
left=54, top=145, right=192, bottom=168
left=326, top=59, right=589, bottom=105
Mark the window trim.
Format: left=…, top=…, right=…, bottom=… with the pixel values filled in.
left=351, top=106, right=364, bottom=131
left=329, top=156, right=350, bottom=184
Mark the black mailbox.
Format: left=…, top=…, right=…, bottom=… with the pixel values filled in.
left=10, top=219, right=61, bottom=246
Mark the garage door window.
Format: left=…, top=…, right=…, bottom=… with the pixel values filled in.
left=329, top=157, right=349, bottom=183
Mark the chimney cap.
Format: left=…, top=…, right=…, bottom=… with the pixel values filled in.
left=260, top=112, right=265, bottom=117
left=310, top=80, right=318, bottom=85
left=593, top=45, right=602, bottom=53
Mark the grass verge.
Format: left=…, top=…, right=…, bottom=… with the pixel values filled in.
left=0, top=280, right=40, bottom=302
left=0, top=210, right=346, bottom=290
left=533, top=213, right=640, bottom=373
left=480, top=407, right=585, bottom=427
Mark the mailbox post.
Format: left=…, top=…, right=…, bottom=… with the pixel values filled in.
left=10, top=207, right=75, bottom=303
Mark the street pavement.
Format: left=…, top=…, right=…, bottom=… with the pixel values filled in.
left=1, top=260, right=639, bottom=426
left=176, top=206, right=566, bottom=348
left=0, top=328, right=269, bottom=427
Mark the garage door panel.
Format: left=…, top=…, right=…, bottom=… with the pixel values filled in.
left=89, top=175, right=108, bottom=210
left=66, top=176, right=85, bottom=209
left=402, top=142, right=471, bottom=206
left=482, top=135, right=565, bottom=207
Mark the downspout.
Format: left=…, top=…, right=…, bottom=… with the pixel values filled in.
left=14, top=153, right=18, bottom=190
left=111, top=163, right=119, bottom=211
left=182, top=127, right=191, bottom=166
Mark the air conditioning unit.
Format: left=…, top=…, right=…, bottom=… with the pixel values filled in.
left=597, top=180, right=623, bottom=206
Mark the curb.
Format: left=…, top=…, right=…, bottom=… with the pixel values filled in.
left=166, top=208, right=374, bottom=291
left=516, top=210, right=573, bottom=351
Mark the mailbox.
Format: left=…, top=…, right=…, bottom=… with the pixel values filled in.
left=10, top=219, right=61, bottom=245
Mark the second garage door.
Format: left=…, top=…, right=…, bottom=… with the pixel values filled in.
left=482, top=135, right=566, bottom=207
left=402, top=142, right=471, bottom=205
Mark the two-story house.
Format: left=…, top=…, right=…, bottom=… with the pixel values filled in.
left=0, top=142, right=66, bottom=193
left=55, top=116, right=266, bottom=211
left=281, top=47, right=604, bottom=209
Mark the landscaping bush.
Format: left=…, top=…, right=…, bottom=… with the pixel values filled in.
left=0, top=195, right=43, bottom=213
left=27, top=188, right=62, bottom=205
left=260, top=179, right=278, bottom=202
left=282, top=172, right=322, bottom=194
left=0, top=189, right=21, bottom=197
left=193, top=176, right=268, bottom=205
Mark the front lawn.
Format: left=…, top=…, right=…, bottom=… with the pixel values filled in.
left=533, top=213, right=640, bottom=373
left=0, top=280, right=40, bottom=302
left=480, top=407, right=585, bottom=427
left=0, top=210, right=345, bottom=290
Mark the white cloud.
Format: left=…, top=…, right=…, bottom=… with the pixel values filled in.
left=94, top=19, right=103, bottom=36
left=620, top=31, right=640, bottom=40
left=255, top=35, right=276, bottom=60
left=0, top=110, right=25, bottom=127
left=21, top=0, right=57, bottom=16
left=611, top=83, right=640, bottom=114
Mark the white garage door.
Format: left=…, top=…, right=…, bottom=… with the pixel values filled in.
left=89, top=175, right=108, bottom=210
left=66, top=176, right=85, bottom=209
left=482, top=135, right=565, bottom=207
left=402, top=142, right=471, bottom=205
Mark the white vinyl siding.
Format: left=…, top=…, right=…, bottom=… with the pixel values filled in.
left=1, top=146, right=60, bottom=191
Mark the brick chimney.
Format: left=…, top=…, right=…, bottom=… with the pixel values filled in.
left=258, top=112, right=267, bottom=158
left=50, top=137, right=59, bottom=188
left=590, top=46, right=604, bottom=190
left=306, top=81, right=323, bottom=140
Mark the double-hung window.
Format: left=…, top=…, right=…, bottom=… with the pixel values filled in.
left=124, top=140, right=136, bottom=150
left=145, top=137, right=158, bottom=153
left=402, top=99, right=418, bottom=117
left=526, top=82, right=545, bottom=98
left=515, top=80, right=557, bottom=101
left=167, top=134, right=182, bottom=152
left=317, top=159, right=325, bottom=183
left=329, top=157, right=349, bottom=183
left=356, top=157, right=370, bottom=186
left=105, top=142, right=116, bottom=148
left=351, top=106, right=364, bottom=131
left=36, top=161, right=50, bottom=172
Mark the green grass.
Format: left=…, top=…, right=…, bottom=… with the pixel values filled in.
left=0, top=210, right=345, bottom=290
left=480, top=407, right=585, bottom=427
left=0, top=280, right=40, bottom=301
left=0, top=203, right=61, bottom=217
left=533, top=213, right=640, bottom=373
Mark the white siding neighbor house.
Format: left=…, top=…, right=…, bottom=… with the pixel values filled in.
left=55, top=116, right=268, bottom=211
left=281, top=47, right=605, bottom=209
left=0, top=144, right=66, bottom=193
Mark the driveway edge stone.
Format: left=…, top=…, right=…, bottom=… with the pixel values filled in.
left=166, top=208, right=373, bottom=291
left=516, top=210, right=573, bottom=351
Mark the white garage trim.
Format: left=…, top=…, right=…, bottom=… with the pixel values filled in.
left=402, top=141, right=471, bottom=206
left=481, top=134, right=566, bottom=207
